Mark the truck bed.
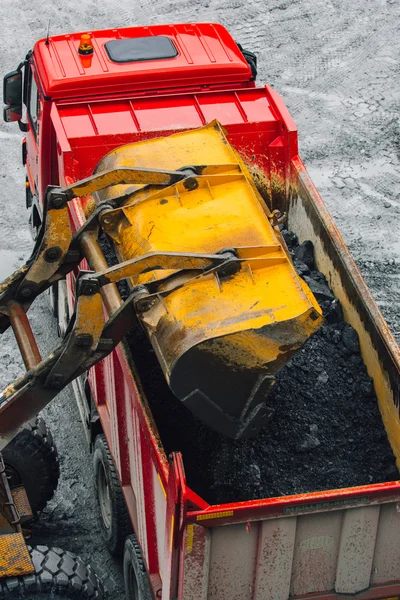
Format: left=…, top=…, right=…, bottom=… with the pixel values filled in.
left=80, top=154, right=400, bottom=600
left=178, top=156, right=400, bottom=599
left=58, top=89, right=400, bottom=599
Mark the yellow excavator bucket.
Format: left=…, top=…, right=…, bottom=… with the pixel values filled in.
left=95, top=121, right=323, bottom=438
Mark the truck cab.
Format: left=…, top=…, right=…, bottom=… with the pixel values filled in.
left=4, top=24, right=260, bottom=239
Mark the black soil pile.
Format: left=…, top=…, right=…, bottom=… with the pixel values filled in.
left=100, top=232, right=398, bottom=505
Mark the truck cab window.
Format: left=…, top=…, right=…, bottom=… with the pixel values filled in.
left=28, top=73, right=39, bottom=135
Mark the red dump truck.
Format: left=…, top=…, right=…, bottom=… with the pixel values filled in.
left=1, top=21, right=400, bottom=600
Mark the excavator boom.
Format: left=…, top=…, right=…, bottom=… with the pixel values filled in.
left=0, top=122, right=323, bottom=446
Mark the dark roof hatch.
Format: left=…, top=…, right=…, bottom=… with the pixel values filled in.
left=105, top=36, right=178, bottom=63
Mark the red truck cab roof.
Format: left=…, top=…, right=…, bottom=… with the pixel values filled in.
left=33, top=23, right=254, bottom=99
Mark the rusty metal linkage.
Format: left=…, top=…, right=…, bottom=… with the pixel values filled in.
left=0, top=165, right=223, bottom=448
left=0, top=165, right=204, bottom=333
left=7, top=302, right=41, bottom=371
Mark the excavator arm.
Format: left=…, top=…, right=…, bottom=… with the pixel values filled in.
left=0, top=166, right=256, bottom=450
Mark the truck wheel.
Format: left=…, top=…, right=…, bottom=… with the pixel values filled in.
left=3, top=417, right=60, bottom=515
left=0, top=545, right=105, bottom=598
left=123, top=535, right=152, bottom=600
left=93, top=434, right=132, bottom=556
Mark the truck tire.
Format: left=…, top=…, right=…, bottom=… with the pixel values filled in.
left=0, top=545, right=105, bottom=598
left=93, top=434, right=132, bottom=556
left=2, top=417, right=60, bottom=515
left=123, top=535, right=152, bottom=600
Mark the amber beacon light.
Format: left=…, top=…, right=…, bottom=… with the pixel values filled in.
left=78, top=34, right=93, bottom=55
left=78, top=34, right=93, bottom=68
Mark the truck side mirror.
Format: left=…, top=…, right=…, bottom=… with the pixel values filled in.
left=3, top=70, right=22, bottom=105
left=3, top=105, right=23, bottom=122
left=3, top=70, right=23, bottom=123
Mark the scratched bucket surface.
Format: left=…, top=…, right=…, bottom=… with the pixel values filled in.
left=96, top=122, right=323, bottom=438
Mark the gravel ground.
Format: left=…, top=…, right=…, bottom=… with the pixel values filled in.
left=0, top=1, right=399, bottom=597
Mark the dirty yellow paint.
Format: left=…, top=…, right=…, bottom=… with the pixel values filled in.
left=186, top=524, right=194, bottom=553
left=0, top=532, right=34, bottom=577
left=157, top=472, right=166, bottom=498
left=196, top=510, right=234, bottom=521
left=25, top=202, right=72, bottom=287
left=67, top=166, right=183, bottom=199
left=74, top=292, right=105, bottom=345
left=93, top=122, right=322, bottom=385
left=11, top=485, right=33, bottom=521
left=90, top=122, right=323, bottom=430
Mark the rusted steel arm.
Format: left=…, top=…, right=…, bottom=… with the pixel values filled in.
left=0, top=165, right=201, bottom=332
left=61, top=163, right=238, bottom=201
left=0, top=280, right=136, bottom=450
left=92, top=250, right=237, bottom=285
left=0, top=162, right=289, bottom=449
left=62, top=166, right=197, bottom=199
